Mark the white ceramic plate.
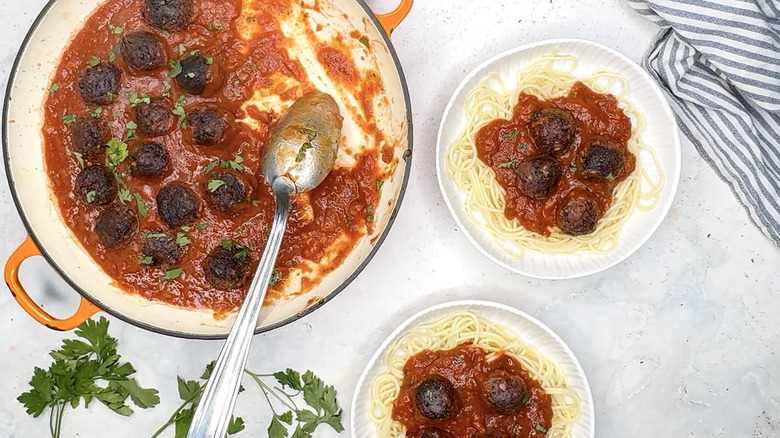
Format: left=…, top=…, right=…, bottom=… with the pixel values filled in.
left=435, top=39, right=681, bottom=279
left=350, top=300, right=595, bottom=438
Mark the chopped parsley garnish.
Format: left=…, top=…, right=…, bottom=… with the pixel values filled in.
left=301, top=128, right=318, bottom=141
left=358, top=35, right=370, bottom=48
left=105, top=138, right=128, bottom=169
left=185, top=72, right=196, bottom=78
left=366, top=204, right=375, bottom=213
left=168, top=59, right=183, bottom=77
left=203, top=160, right=219, bottom=174
left=91, top=106, right=103, bottom=119
left=143, top=231, right=168, bottom=239
left=498, top=160, right=517, bottom=169
left=197, top=222, right=209, bottom=230
left=569, top=162, right=577, bottom=173
left=71, top=151, right=84, bottom=168
left=295, top=143, right=314, bottom=162
left=501, top=129, right=520, bottom=141
left=118, top=187, right=132, bottom=203
left=375, top=180, right=384, bottom=190
left=175, top=232, right=191, bottom=247
left=127, top=92, right=151, bottom=107
left=134, top=193, right=148, bottom=218
left=535, top=424, right=548, bottom=433
left=172, top=95, right=187, bottom=127
left=180, top=226, right=192, bottom=232
left=402, top=149, right=412, bottom=161
left=519, top=143, right=529, bottom=150
left=233, top=246, right=249, bottom=260
left=87, top=55, right=100, bottom=66
left=220, top=239, right=235, bottom=250
left=208, top=179, right=226, bottom=192
left=48, top=83, right=59, bottom=94
left=125, top=120, right=138, bottom=140
left=522, top=393, right=531, bottom=406
left=606, top=172, right=615, bottom=181
left=206, top=57, right=214, bottom=65
left=269, top=269, right=282, bottom=286
left=62, top=113, right=76, bottom=124
left=140, top=254, right=154, bottom=265
left=108, top=24, right=123, bottom=34
left=220, top=154, right=244, bottom=172
left=365, top=214, right=375, bottom=222
left=85, top=190, right=97, bottom=203
left=108, top=45, right=120, bottom=62
left=163, top=268, right=182, bottom=280
left=177, top=43, right=186, bottom=55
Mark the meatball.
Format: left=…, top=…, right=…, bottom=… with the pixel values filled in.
left=203, top=243, right=251, bottom=289
left=75, top=165, right=117, bottom=206
left=206, top=172, right=248, bottom=212
left=95, top=204, right=138, bottom=249
left=78, top=62, right=121, bottom=105
left=414, top=376, right=458, bottom=420
left=582, top=139, right=623, bottom=179
left=131, top=142, right=170, bottom=178
left=529, top=107, right=576, bottom=154
left=141, top=231, right=184, bottom=268
left=188, top=108, right=228, bottom=146
left=121, top=31, right=167, bottom=72
left=516, top=156, right=562, bottom=201
left=135, top=99, right=174, bottom=137
left=156, top=183, right=200, bottom=227
left=143, top=0, right=193, bottom=31
left=557, top=195, right=601, bottom=236
left=176, top=52, right=211, bottom=95
left=72, top=118, right=108, bottom=161
left=485, top=371, right=528, bottom=414
left=409, top=428, right=453, bottom=438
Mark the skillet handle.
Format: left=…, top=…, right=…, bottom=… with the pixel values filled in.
left=375, top=0, right=413, bottom=36
left=4, top=235, right=100, bottom=331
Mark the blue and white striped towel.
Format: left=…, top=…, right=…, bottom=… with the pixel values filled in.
left=627, top=0, right=780, bottom=246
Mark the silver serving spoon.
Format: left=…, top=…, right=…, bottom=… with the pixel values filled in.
left=186, top=91, right=343, bottom=438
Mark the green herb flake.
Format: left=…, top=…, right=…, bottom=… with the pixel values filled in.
left=269, top=269, right=282, bottom=286
left=48, top=83, right=59, bottom=94
left=359, top=35, right=370, bottom=48
left=208, top=179, right=226, bottom=192
left=295, top=142, right=314, bottom=162
left=519, top=143, right=529, bottom=150
left=606, top=172, right=616, bottom=181
left=168, top=59, right=183, bottom=78
left=105, top=138, right=129, bottom=168
left=87, top=55, right=101, bottom=67
left=180, top=226, right=192, bottom=232
left=172, top=96, right=187, bottom=127
left=85, top=190, right=97, bottom=203
left=501, top=129, right=520, bottom=141
left=535, top=424, right=549, bottom=433
left=163, top=80, right=172, bottom=90
left=402, top=149, right=412, bottom=161
left=569, top=162, right=577, bottom=173
left=366, top=204, right=375, bottom=213
left=220, top=239, right=234, bottom=250
left=175, top=233, right=191, bottom=247
left=118, top=187, right=132, bottom=203
left=498, top=160, right=516, bottom=169
left=203, top=160, right=219, bottom=174
left=220, top=155, right=244, bottom=172
left=233, top=246, right=249, bottom=260
left=140, top=255, right=153, bottom=265
left=197, top=222, right=209, bottom=230
left=177, top=43, right=186, bottom=55
left=143, top=231, right=167, bottom=239
left=62, top=113, right=77, bottom=125
left=108, top=24, right=123, bottom=34
left=71, top=151, right=85, bottom=168
left=163, top=268, right=182, bottom=280
left=365, top=214, right=375, bottom=222
left=133, top=194, right=148, bottom=218
left=185, top=72, right=196, bottom=78
left=91, top=106, right=103, bottom=119
left=522, top=393, right=531, bottom=405
left=375, top=180, right=384, bottom=190
left=206, top=57, right=214, bottom=65
left=127, top=92, right=151, bottom=107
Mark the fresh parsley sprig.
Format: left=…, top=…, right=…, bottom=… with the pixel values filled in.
left=17, top=317, right=160, bottom=438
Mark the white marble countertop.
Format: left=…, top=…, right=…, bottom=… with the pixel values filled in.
left=2, top=0, right=780, bottom=437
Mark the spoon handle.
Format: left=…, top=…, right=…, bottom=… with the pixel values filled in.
left=187, top=177, right=295, bottom=438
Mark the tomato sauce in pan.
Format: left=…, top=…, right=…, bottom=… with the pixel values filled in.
left=42, top=0, right=386, bottom=316
left=392, top=344, right=553, bottom=438
left=474, top=82, right=635, bottom=236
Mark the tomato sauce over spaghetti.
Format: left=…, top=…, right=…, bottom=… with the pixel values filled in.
left=474, top=82, right=635, bottom=236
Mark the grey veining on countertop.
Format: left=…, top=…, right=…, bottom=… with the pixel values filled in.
left=1, top=1, right=779, bottom=437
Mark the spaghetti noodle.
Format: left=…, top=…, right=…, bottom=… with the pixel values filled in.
left=369, top=312, right=581, bottom=438
left=445, top=54, right=664, bottom=255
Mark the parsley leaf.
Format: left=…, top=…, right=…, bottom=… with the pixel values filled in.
left=295, top=143, right=313, bottom=162
left=140, top=254, right=153, bottom=265
left=197, top=222, right=209, bottom=230
left=358, top=35, right=370, bottom=48
left=172, top=96, right=187, bottom=127
left=269, top=269, right=282, bottom=286
left=48, top=83, right=59, bottom=94
left=91, top=106, right=103, bottom=119
left=168, top=59, right=183, bottom=77
left=536, top=424, right=549, bottom=433
left=501, top=129, right=520, bottom=141
left=71, top=151, right=85, bottom=168
left=144, top=231, right=168, bottom=239
left=220, top=154, right=244, bottom=172
left=108, top=24, right=123, bottom=34
left=85, top=190, right=97, bottom=203
left=175, top=232, right=191, bottom=247
left=177, top=43, right=187, bottom=55
left=402, top=149, right=412, bottom=161
left=208, top=179, right=226, bottom=192
left=375, top=180, right=384, bottom=190
left=569, top=162, right=577, bottom=173
left=127, top=92, right=151, bottom=107
left=62, top=114, right=76, bottom=125
left=118, top=187, right=132, bottom=203
left=105, top=138, right=128, bottom=169
left=606, top=172, right=616, bottom=181
left=203, top=160, right=219, bottom=174
left=163, top=268, right=182, bottom=280
left=17, top=317, right=159, bottom=438
left=87, top=55, right=100, bottom=67
left=134, top=193, right=148, bottom=218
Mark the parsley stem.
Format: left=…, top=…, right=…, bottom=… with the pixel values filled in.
left=149, top=388, right=203, bottom=438
left=244, top=370, right=298, bottom=412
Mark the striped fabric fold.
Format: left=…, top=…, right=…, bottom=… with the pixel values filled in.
left=627, top=0, right=780, bottom=246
